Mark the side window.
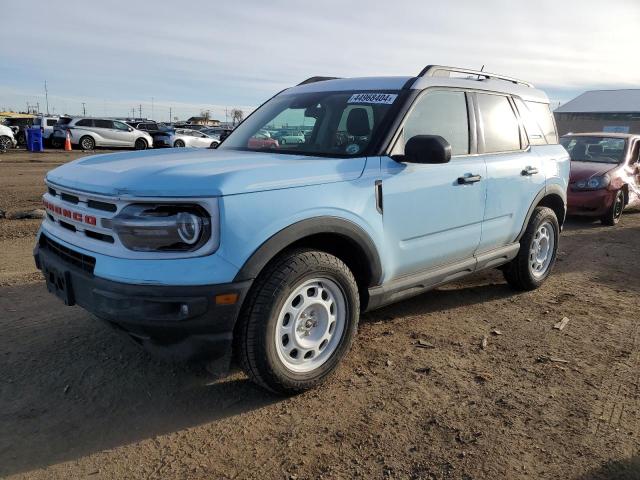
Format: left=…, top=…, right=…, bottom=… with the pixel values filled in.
left=477, top=94, right=521, bottom=152
left=47, top=119, right=57, bottom=126
left=113, top=121, right=129, bottom=131
left=75, top=119, right=93, bottom=127
left=402, top=90, right=469, bottom=155
left=94, top=119, right=113, bottom=129
left=34, top=118, right=42, bottom=126
left=513, top=98, right=546, bottom=146
left=525, top=101, right=558, bottom=144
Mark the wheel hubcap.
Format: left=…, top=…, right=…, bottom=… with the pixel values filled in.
left=275, top=278, right=346, bottom=373
left=529, top=221, right=555, bottom=278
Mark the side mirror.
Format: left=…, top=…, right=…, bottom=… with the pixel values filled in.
left=402, top=135, right=452, bottom=164
left=128, top=127, right=134, bottom=132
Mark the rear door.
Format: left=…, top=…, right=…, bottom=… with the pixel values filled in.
left=382, top=88, right=487, bottom=279
left=474, top=92, right=545, bottom=253
left=93, top=119, right=116, bottom=146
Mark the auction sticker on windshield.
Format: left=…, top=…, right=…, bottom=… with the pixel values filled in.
left=348, top=93, right=397, bottom=104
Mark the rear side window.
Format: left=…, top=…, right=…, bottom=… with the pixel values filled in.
left=477, top=94, right=521, bottom=152
left=75, top=119, right=93, bottom=127
left=94, top=119, right=113, bottom=129
left=525, top=101, right=558, bottom=144
left=513, top=98, right=546, bottom=146
left=402, top=89, right=470, bottom=155
left=46, top=119, right=57, bottom=126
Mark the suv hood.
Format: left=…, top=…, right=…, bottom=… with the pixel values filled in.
left=569, top=161, right=618, bottom=182
left=46, top=148, right=367, bottom=197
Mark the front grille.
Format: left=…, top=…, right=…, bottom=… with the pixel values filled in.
left=60, top=192, right=79, bottom=204
left=40, top=234, right=96, bottom=274
left=88, top=199, right=117, bottom=212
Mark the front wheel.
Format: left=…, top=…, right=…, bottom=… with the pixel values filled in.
left=601, top=190, right=624, bottom=226
left=236, top=249, right=360, bottom=395
left=173, top=139, right=185, bottom=148
left=0, top=136, right=12, bottom=151
left=503, top=206, right=559, bottom=291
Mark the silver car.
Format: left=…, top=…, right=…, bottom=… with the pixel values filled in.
left=0, top=124, right=17, bottom=150
left=168, top=128, right=220, bottom=148
left=51, top=118, right=153, bottom=150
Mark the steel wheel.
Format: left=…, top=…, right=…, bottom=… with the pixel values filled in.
left=275, top=277, right=346, bottom=373
left=529, top=221, right=555, bottom=278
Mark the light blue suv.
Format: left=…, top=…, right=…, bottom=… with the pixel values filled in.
left=35, top=65, right=569, bottom=394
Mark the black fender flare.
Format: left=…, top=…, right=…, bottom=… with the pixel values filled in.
left=233, top=216, right=383, bottom=286
left=516, top=184, right=567, bottom=241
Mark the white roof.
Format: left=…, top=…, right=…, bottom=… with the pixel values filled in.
left=555, top=89, right=640, bottom=113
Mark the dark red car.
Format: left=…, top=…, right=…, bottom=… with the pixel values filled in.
left=561, top=133, right=640, bottom=225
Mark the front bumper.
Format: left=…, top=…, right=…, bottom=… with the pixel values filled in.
left=567, top=188, right=616, bottom=217
left=34, top=233, right=252, bottom=369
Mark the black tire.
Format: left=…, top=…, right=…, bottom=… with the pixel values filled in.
left=210, top=141, right=219, bottom=149
left=236, top=249, right=360, bottom=395
left=79, top=136, right=95, bottom=151
left=601, top=190, right=624, bottom=226
left=280, top=138, right=287, bottom=145
left=503, top=206, right=559, bottom=291
left=134, top=138, right=148, bottom=150
left=0, top=136, right=12, bottom=151
left=174, top=139, right=185, bottom=148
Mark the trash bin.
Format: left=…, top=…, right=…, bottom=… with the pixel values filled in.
left=26, top=127, right=44, bottom=152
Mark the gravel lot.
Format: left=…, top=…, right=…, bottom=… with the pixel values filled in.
left=1, top=149, right=639, bottom=479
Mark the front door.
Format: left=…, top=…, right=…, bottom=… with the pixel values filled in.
left=382, top=89, right=486, bottom=280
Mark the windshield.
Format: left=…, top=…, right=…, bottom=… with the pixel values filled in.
left=218, top=90, right=401, bottom=157
left=561, top=136, right=626, bottom=164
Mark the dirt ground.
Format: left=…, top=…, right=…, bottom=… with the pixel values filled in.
left=1, top=149, right=639, bottom=480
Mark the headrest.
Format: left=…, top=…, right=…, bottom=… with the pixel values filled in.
left=346, top=108, right=371, bottom=137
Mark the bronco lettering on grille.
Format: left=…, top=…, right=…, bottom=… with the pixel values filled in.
left=43, top=199, right=97, bottom=227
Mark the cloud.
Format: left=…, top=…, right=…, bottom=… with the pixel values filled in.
left=1, top=0, right=638, bottom=117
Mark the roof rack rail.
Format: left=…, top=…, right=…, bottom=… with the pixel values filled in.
left=297, top=76, right=341, bottom=86
left=417, top=65, right=533, bottom=88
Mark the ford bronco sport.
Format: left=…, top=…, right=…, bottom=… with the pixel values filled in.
left=35, top=65, right=569, bottom=394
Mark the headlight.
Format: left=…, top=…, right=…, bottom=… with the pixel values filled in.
left=112, top=203, right=214, bottom=252
left=574, top=174, right=610, bottom=190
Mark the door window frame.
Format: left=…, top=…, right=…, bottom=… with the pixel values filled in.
left=472, top=91, right=529, bottom=155
left=389, top=87, right=477, bottom=159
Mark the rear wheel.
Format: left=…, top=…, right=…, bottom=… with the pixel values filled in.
left=134, top=138, right=148, bottom=150
left=237, top=249, right=360, bottom=395
left=601, top=190, right=624, bottom=226
left=503, top=206, right=559, bottom=291
left=210, top=141, right=219, bottom=149
left=174, top=139, right=185, bottom=148
left=79, top=136, right=95, bottom=151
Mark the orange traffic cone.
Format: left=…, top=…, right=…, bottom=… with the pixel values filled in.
left=64, top=130, right=72, bottom=151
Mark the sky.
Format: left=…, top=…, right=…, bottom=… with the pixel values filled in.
left=1, top=0, right=639, bottom=121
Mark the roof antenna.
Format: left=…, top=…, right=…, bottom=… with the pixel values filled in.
left=478, top=65, right=485, bottom=81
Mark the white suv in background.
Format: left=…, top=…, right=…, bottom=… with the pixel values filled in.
left=51, top=118, right=153, bottom=150
left=33, top=115, right=60, bottom=142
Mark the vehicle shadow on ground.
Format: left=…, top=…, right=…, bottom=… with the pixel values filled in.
left=574, top=455, right=640, bottom=480
left=0, top=284, right=279, bottom=477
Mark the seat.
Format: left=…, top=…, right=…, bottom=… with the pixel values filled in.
left=346, top=108, right=371, bottom=137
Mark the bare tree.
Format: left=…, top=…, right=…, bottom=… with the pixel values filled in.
left=200, top=109, right=211, bottom=125
left=230, top=108, right=244, bottom=126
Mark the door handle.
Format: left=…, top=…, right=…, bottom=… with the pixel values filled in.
left=521, top=166, right=539, bottom=176
left=457, top=174, right=482, bottom=184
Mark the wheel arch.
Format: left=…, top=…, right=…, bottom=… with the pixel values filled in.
left=233, top=217, right=383, bottom=309
left=517, top=185, right=566, bottom=241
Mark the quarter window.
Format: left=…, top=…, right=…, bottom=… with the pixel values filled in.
left=402, top=90, right=470, bottom=156
left=513, top=98, right=546, bottom=146
left=525, top=101, right=558, bottom=144
left=477, top=94, right=521, bottom=152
